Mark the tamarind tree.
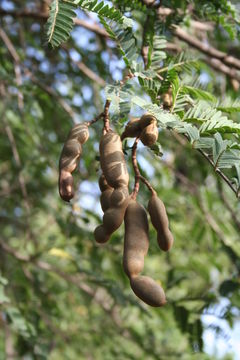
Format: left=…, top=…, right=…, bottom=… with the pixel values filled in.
left=0, top=0, right=240, bottom=358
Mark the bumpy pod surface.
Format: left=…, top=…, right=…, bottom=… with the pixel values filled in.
left=98, top=173, right=113, bottom=212
left=68, top=123, right=89, bottom=144
left=100, top=189, right=113, bottom=212
left=94, top=187, right=130, bottom=244
left=100, top=131, right=129, bottom=189
left=148, top=194, right=174, bottom=251
left=98, top=173, right=111, bottom=192
left=123, top=200, right=149, bottom=278
left=121, top=118, right=141, bottom=140
left=59, top=124, right=89, bottom=202
left=130, top=276, right=166, bottom=307
left=103, top=191, right=130, bottom=233
left=140, top=121, right=158, bottom=147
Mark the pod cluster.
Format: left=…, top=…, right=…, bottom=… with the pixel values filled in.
left=58, top=114, right=174, bottom=307
left=121, top=113, right=158, bottom=147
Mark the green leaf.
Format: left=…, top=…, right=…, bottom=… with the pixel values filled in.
left=45, top=0, right=77, bottom=47
left=182, top=86, right=216, bottom=102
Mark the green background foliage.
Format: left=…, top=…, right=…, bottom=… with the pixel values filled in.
left=0, top=0, right=240, bottom=359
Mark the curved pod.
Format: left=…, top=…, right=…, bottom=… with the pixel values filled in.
left=121, top=118, right=141, bottom=140
left=148, top=194, right=174, bottom=251
left=140, top=121, right=158, bottom=147
left=59, top=123, right=89, bottom=202
left=130, top=276, right=166, bottom=307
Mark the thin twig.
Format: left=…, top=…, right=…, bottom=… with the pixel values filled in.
left=197, top=148, right=239, bottom=198
left=171, top=131, right=239, bottom=198
left=119, top=71, right=134, bottom=87
left=73, top=60, right=106, bottom=86
left=61, top=45, right=106, bottom=87
left=132, top=138, right=140, bottom=199
left=0, top=28, right=24, bottom=110
left=23, top=68, right=77, bottom=122
left=87, top=112, right=104, bottom=126
left=103, top=99, right=111, bottom=134
left=131, top=138, right=155, bottom=199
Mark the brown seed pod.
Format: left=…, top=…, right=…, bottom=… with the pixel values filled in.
left=94, top=225, right=110, bottom=244
left=103, top=194, right=130, bottom=234
left=121, top=118, right=141, bottom=140
left=140, top=121, right=158, bottom=147
left=139, top=113, right=157, bottom=129
left=148, top=193, right=174, bottom=251
left=59, top=124, right=89, bottom=202
left=110, top=186, right=129, bottom=207
left=100, top=131, right=129, bottom=189
left=98, top=173, right=111, bottom=192
left=123, top=199, right=149, bottom=278
left=121, top=114, right=157, bottom=141
left=68, top=123, right=89, bottom=144
left=98, top=173, right=114, bottom=212
left=123, top=199, right=166, bottom=307
left=100, top=189, right=113, bottom=212
left=94, top=187, right=130, bottom=244
left=130, top=276, right=166, bottom=307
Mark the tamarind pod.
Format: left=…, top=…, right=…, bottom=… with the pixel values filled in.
left=58, top=170, right=75, bottom=202
left=94, top=225, right=110, bottom=244
left=98, top=173, right=112, bottom=192
left=148, top=194, right=174, bottom=251
left=130, top=276, right=166, bottom=307
left=59, top=139, right=82, bottom=171
left=110, top=186, right=129, bottom=207
left=58, top=125, right=89, bottom=202
left=100, top=188, right=114, bottom=212
left=100, top=131, right=129, bottom=188
left=140, top=121, right=158, bottom=147
left=139, top=113, right=157, bottom=129
left=123, top=200, right=149, bottom=278
left=68, top=123, right=89, bottom=144
left=103, top=195, right=130, bottom=234
left=121, top=118, right=141, bottom=140
left=59, top=139, right=82, bottom=201
left=94, top=192, right=130, bottom=244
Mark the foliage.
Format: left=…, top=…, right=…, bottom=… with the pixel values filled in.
left=0, top=0, right=240, bottom=359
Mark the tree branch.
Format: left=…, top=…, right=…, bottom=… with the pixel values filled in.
left=0, top=8, right=109, bottom=38
left=203, top=57, right=240, bottom=82
left=173, top=26, right=240, bottom=71
left=0, top=28, right=24, bottom=110
left=61, top=45, right=106, bottom=87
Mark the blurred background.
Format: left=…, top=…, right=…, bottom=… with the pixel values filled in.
left=0, top=0, right=240, bottom=359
